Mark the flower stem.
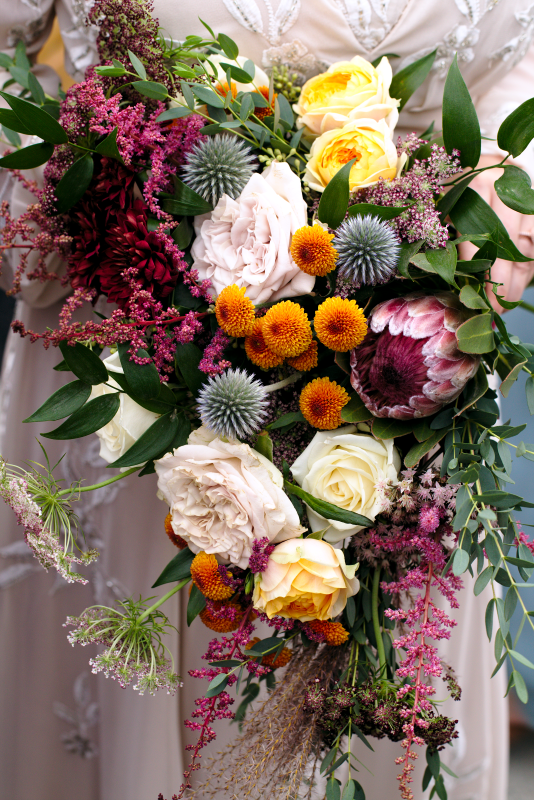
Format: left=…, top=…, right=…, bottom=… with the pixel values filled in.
left=57, top=466, right=139, bottom=497
left=264, top=372, right=302, bottom=393
left=138, top=577, right=190, bottom=623
left=372, top=567, right=387, bottom=673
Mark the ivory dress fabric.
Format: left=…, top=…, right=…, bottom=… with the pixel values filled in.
left=1, top=1, right=534, bottom=798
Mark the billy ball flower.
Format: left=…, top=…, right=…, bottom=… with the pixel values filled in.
left=307, top=620, right=349, bottom=646
left=290, top=224, right=338, bottom=277
left=190, top=551, right=234, bottom=600
left=263, top=301, right=312, bottom=358
left=334, top=214, right=400, bottom=286
left=197, top=368, right=268, bottom=440
left=287, top=340, right=318, bottom=372
left=182, top=134, right=257, bottom=207
left=164, top=512, right=188, bottom=550
left=252, top=86, right=277, bottom=120
left=215, top=284, right=256, bottom=337
left=246, top=637, right=292, bottom=668
left=299, top=378, right=350, bottom=430
left=245, top=318, right=285, bottom=370
left=199, top=600, right=246, bottom=632
left=314, top=297, right=368, bottom=352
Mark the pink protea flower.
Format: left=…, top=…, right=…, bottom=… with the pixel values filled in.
left=349, top=292, right=480, bottom=419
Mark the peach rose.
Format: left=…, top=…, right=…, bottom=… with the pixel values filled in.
left=294, top=56, right=399, bottom=136
left=253, top=537, right=359, bottom=621
left=191, top=161, right=315, bottom=304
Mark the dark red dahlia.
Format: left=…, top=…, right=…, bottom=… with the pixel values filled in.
left=97, top=199, right=180, bottom=309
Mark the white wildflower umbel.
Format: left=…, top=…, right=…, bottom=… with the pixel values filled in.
left=197, top=368, right=268, bottom=440
left=0, top=454, right=97, bottom=584
left=182, top=134, right=257, bottom=207
left=65, top=594, right=182, bottom=696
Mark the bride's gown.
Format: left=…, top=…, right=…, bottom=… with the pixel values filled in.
left=1, top=2, right=533, bottom=798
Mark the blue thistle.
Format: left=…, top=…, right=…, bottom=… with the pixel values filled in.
left=197, top=369, right=268, bottom=441
left=334, top=214, right=400, bottom=286
left=182, top=134, right=256, bottom=207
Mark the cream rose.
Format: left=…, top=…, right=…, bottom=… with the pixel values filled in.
left=305, top=118, right=401, bottom=193
left=90, top=351, right=160, bottom=464
left=294, top=56, right=399, bottom=136
left=253, top=537, right=359, bottom=621
left=191, top=161, right=315, bottom=303
left=155, top=427, right=305, bottom=568
left=290, top=425, right=400, bottom=543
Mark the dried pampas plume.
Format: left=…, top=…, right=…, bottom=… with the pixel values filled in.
left=190, top=643, right=349, bottom=800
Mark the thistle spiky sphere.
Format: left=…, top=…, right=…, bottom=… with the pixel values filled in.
left=182, top=134, right=256, bottom=207
left=334, top=214, right=400, bottom=287
left=197, top=368, right=268, bottom=441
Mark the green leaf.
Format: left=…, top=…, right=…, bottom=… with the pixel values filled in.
left=390, top=49, right=436, bottom=110
left=436, top=172, right=477, bottom=217
left=459, top=284, right=488, bottom=310
left=404, top=429, right=447, bottom=468
left=426, top=748, right=441, bottom=780
left=449, top=187, right=531, bottom=262
left=285, top=481, right=372, bottom=527
left=347, top=202, right=411, bottom=220
left=95, top=127, right=124, bottom=163
left=205, top=671, right=229, bottom=697
left=156, top=107, right=192, bottom=123
left=497, top=98, right=534, bottom=158
left=132, top=80, right=168, bottom=100
left=175, top=342, right=206, bottom=395
left=275, top=93, right=294, bottom=127
left=28, top=72, right=46, bottom=106
left=58, top=341, right=108, bottom=385
left=9, top=65, right=30, bottom=90
left=23, top=380, right=91, bottom=423
left=246, top=637, right=282, bottom=657
left=95, top=65, right=127, bottom=77
left=513, top=670, right=528, bottom=704
left=318, top=157, right=357, bottom=229
left=108, top=410, right=185, bottom=468
left=218, top=62, right=254, bottom=84
left=1, top=125, right=21, bottom=147
left=218, top=33, right=239, bottom=60
left=494, top=165, right=534, bottom=215
left=0, top=107, right=31, bottom=134
left=442, top=55, right=481, bottom=168
left=452, top=548, right=469, bottom=576
left=425, top=240, right=457, bottom=284
left=118, top=342, right=161, bottom=402
left=396, top=239, right=424, bottom=278
left=485, top=598, right=495, bottom=640
left=474, top=565, right=493, bottom=596
left=456, top=366, right=489, bottom=415
left=14, top=40, right=31, bottom=70
left=151, top=547, right=194, bottom=587
left=340, top=394, right=373, bottom=423
left=180, top=81, right=196, bottom=110
left=42, top=393, right=120, bottom=440
left=128, top=50, right=147, bottom=80
left=0, top=141, right=54, bottom=169
left=456, top=313, right=494, bottom=354
left=0, top=53, right=13, bottom=69
left=54, top=154, right=94, bottom=214
left=254, top=431, right=274, bottom=462
left=326, top=779, right=341, bottom=800
left=341, top=780, right=356, bottom=800
left=187, top=583, right=207, bottom=626
left=345, top=595, right=356, bottom=628
left=268, top=411, right=305, bottom=429
left=0, top=91, right=67, bottom=145
left=499, top=355, right=527, bottom=399
left=191, top=84, right=225, bottom=108
left=504, top=587, right=518, bottom=621
left=162, top=177, right=213, bottom=216
left=474, top=490, right=522, bottom=508
left=372, top=417, right=416, bottom=439
left=510, top=649, right=534, bottom=670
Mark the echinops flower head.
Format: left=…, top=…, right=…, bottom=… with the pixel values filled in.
left=334, top=214, right=400, bottom=287
left=182, top=134, right=257, bottom=207
left=197, top=368, right=268, bottom=440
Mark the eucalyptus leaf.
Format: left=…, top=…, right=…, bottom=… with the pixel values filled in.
left=156, top=107, right=192, bottom=123
left=459, top=284, right=488, bottom=310
left=456, top=313, right=495, bottom=354
left=217, top=33, right=239, bottom=60
left=0, top=107, right=31, bottom=134
left=191, top=84, right=225, bottom=108
left=128, top=50, right=147, bottom=80
left=132, top=80, right=168, bottom=100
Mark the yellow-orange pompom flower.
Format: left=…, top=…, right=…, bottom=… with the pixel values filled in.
left=314, top=297, right=368, bottom=352
left=246, top=637, right=292, bottom=668
left=253, top=86, right=277, bottom=120
left=290, top=225, right=338, bottom=277
left=307, top=620, right=349, bottom=646
left=199, top=601, right=245, bottom=632
left=263, top=301, right=312, bottom=358
left=299, top=377, right=349, bottom=429
left=215, top=284, right=256, bottom=338
left=164, top=513, right=188, bottom=550
left=245, top=318, right=285, bottom=370
left=287, top=340, right=318, bottom=372
left=190, top=552, right=234, bottom=600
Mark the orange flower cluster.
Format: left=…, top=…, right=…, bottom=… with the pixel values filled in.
left=245, top=638, right=293, bottom=669
left=307, top=620, right=349, bottom=646
left=262, top=301, right=312, bottom=358
left=245, top=318, right=285, bottom=370
left=215, top=284, right=256, bottom=338
left=164, top=513, right=188, bottom=550
left=253, top=86, right=277, bottom=121
left=287, top=340, right=318, bottom=371
left=314, top=297, right=368, bottom=352
left=290, top=225, right=338, bottom=276
left=199, top=601, right=244, bottom=633
left=190, top=551, right=234, bottom=601
left=299, top=377, right=349, bottom=430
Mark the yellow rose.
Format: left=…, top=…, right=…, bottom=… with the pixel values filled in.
left=305, top=118, right=401, bottom=193
left=294, top=56, right=399, bottom=136
left=252, top=538, right=359, bottom=621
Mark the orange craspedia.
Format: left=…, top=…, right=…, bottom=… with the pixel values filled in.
left=190, top=551, right=234, bottom=601
left=290, top=225, right=338, bottom=277
left=199, top=601, right=246, bottom=632
left=299, top=377, right=349, bottom=430
left=246, top=637, right=292, bottom=669
left=252, top=86, right=277, bottom=120
left=244, top=318, right=285, bottom=370
left=314, top=297, right=368, bottom=352
left=215, top=284, right=256, bottom=337
left=215, top=81, right=238, bottom=99
left=307, top=620, right=349, bottom=646
left=263, top=301, right=312, bottom=358
left=287, top=339, right=318, bottom=372
left=164, top=513, right=188, bottom=550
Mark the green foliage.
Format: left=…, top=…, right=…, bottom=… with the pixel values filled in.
left=58, top=341, right=108, bottom=385
left=442, top=55, right=481, bottom=169
left=284, top=480, right=372, bottom=527
left=318, top=158, right=357, bottom=229
left=187, top=583, right=207, bottom=626
left=108, top=410, right=188, bottom=468
left=42, top=394, right=120, bottom=440
left=55, top=154, right=94, bottom=214
left=24, top=380, right=92, bottom=423
left=497, top=98, right=534, bottom=157
left=390, top=49, right=437, bottom=110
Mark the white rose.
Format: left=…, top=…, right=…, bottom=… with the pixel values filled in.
left=290, top=425, right=401, bottom=543
left=90, top=351, right=160, bottom=465
left=208, top=54, right=269, bottom=92
left=155, top=426, right=305, bottom=568
left=191, top=161, right=315, bottom=304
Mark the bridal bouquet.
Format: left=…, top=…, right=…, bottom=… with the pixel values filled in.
left=2, top=2, right=534, bottom=798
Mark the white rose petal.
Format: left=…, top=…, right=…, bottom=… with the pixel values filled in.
left=208, top=55, right=269, bottom=92
left=290, top=425, right=401, bottom=543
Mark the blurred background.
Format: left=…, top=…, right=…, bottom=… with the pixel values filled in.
left=1, top=18, right=533, bottom=800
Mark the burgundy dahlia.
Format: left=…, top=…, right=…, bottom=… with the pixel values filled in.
left=97, top=199, right=180, bottom=309
left=350, top=292, right=480, bottom=419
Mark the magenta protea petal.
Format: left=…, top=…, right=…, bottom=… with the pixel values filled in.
left=350, top=291, right=481, bottom=419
